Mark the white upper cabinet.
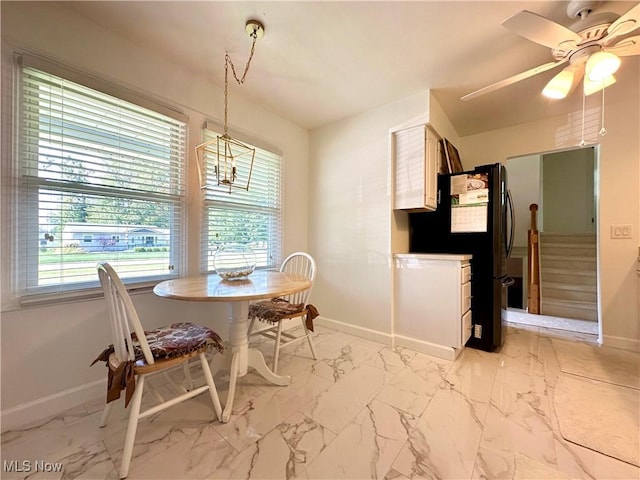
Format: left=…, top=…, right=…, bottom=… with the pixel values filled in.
left=393, top=124, right=440, bottom=211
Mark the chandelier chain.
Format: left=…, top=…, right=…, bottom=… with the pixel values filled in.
left=223, top=34, right=258, bottom=134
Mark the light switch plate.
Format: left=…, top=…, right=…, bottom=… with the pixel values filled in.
left=610, top=224, right=632, bottom=239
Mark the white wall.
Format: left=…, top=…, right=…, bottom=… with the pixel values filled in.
left=458, top=92, right=640, bottom=351
left=308, top=91, right=429, bottom=337
left=308, top=91, right=459, bottom=340
left=0, top=2, right=309, bottom=430
left=505, top=154, right=542, bottom=247
left=542, top=148, right=595, bottom=233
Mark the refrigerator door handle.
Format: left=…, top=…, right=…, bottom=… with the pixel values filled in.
left=501, top=276, right=515, bottom=287
left=506, top=188, right=515, bottom=258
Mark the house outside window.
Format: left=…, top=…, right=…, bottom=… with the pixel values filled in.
left=200, top=124, right=282, bottom=272
left=12, top=56, right=187, bottom=303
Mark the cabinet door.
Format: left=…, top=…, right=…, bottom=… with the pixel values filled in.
left=394, top=258, right=460, bottom=347
left=394, top=125, right=426, bottom=210
left=424, top=128, right=439, bottom=210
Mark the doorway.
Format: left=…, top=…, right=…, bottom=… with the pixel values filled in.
left=505, top=146, right=599, bottom=337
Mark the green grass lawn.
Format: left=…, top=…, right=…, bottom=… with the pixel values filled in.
left=39, top=250, right=168, bottom=264
left=37, top=250, right=171, bottom=283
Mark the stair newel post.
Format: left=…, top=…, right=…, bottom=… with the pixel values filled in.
left=528, top=204, right=541, bottom=314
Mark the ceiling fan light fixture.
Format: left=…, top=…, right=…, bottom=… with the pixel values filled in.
left=542, top=68, right=575, bottom=99
left=583, top=74, right=616, bottom=96
left=585, top=51, right=621, bottom=82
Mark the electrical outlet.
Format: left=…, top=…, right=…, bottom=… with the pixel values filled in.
left=610, top=224, right=632, bottom=239
left=474, top=324, right=482, bottom=339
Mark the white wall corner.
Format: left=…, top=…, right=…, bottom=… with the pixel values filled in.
left=393, top=334, right=459, bottom=361
left=315, top=316, right=393, bottom=346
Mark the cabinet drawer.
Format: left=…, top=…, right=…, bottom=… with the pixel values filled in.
left=461, top=265, right=471, bottom=284
left=462, top=309, right=472, bottom=346
left=462, top=281, right=471, bottom=312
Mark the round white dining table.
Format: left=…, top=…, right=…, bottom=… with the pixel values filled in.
left=153, top=270, right=312, bottom=422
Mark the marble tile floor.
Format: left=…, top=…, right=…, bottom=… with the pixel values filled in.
left=2, top=324, right=639, bottom=480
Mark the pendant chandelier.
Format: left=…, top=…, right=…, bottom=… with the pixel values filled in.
left=196, top=20, right=264, bottom=193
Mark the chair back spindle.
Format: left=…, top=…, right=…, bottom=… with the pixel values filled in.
left=248, top=251, right=318, bottom=374
left=279, top=252, right=316, bottom=306
left=96, top=261, right=224, bottom=479
left=97, top=262, right=155, bottom=365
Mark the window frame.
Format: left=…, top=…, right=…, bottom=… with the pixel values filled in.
left=200, top=122, right=283, bottom=273
left=7, top=53, right=189, bottom=307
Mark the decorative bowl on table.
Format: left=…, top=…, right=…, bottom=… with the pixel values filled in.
left=213, top=243, right=256, bottom=280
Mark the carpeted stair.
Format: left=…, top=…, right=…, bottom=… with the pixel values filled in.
left=539, top=232, right=597, bottom=322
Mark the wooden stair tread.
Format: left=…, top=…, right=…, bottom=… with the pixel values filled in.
left=539, top=233, right=596, bottom=239
left=541, top=298, right=597, bottom=310
left=541, top=254, right=596, bottom=261
left=542, top=268, right=596, bottom=276
left=543, top=282, right=596, bottom=292
left=540, top=242, right=596, bottom=249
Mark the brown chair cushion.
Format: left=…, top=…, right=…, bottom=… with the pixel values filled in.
left=249, top=298, right=320, bottom=332
left=249, top=297, right=305, bottom=323
left=132, top=322, right=225, bottom=359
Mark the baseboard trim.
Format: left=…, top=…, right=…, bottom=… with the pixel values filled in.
left=601, top=334, right=640, bottom=352
left=394, top=334, right=459, bottom=361
left=315, top=317, right=461, bottom=361
left=1, top=379, right=104, bottom=433
left=315, top=316, right=393, bottom=346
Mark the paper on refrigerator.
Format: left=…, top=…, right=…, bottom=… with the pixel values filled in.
left=451, top=173, right=489, bottom=233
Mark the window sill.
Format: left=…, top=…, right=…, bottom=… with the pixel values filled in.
left=2, top=282, right=159, bottom=312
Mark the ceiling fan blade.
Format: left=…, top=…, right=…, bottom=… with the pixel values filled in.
left=569, top=62, right=585, bottom=95
left=502, top=10, right=582, bottom=49
left=605, top=35, right=640, bottom=56
left=461, top=60, right=567, bottom=101
left=605, top=4, right=640, bottom=43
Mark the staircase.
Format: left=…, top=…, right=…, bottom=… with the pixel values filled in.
left=539, top=232, right=597, bottom=322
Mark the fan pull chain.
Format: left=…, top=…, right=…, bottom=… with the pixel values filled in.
left=579, top=87, right=587, bottom=147
left=599, top=82, right=607, bottom=136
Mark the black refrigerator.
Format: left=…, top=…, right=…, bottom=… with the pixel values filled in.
left=409, top=163, right=514, bottom=352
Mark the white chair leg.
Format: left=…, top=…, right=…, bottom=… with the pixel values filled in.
left=119, top=375, right=145, bottom=479
left=302, top=318, right=318, bottom=360
left=272, top=321, right=283, bottom=374
left=222, top=351, right=240, bottom=423
left=182, top=360, right=194, bottom=391
left=248, top=317, right=256, bottom=336
left=199, top=352, right=222, bottom=421
left=99, top=403, right=113, bottom=428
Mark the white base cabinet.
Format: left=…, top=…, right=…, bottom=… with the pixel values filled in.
left=393, top=253, right=472, bottom=360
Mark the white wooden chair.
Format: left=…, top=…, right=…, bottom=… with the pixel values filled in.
left=247, top=252, right=317, bottom=373
left=94, top=262, right=223, bottom=479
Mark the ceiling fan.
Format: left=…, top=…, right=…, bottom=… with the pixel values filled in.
left=462, top=0, right=640, bottom=101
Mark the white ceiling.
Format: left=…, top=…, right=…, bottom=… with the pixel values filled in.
left=64, top=1, right=639, bottom=136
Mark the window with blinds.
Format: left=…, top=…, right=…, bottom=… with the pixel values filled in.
left=16, top=63, right=186, bottom=301
left=201, top=125, right=282, bottom=272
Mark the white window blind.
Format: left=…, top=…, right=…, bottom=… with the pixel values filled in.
left=201, top=125, right=282, bottom=271
left=16, top=63, right=187, bottom=301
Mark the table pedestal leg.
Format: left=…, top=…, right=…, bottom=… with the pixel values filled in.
left=247, top=349, right=290, bottom=386
left=220, top=301, right=291, bottom=423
